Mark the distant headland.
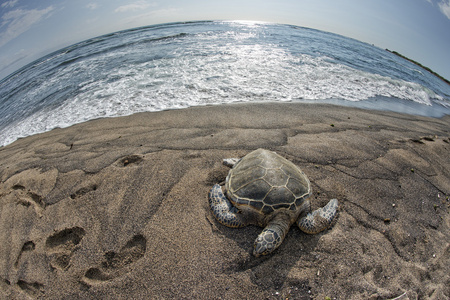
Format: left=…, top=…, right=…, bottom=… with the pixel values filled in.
left=386, top=49, right=449, bottom=85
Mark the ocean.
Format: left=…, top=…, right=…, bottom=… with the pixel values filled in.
left=0, top=21, right=449, bottom=147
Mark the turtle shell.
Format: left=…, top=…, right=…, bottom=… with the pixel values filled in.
left=225, top=149, right=311, bottom=214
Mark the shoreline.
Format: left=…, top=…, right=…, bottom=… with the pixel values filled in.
left=294, top=97, right=450, bottom=118
left=0, top=103, right=449, bottom=299
left=1, top=99, right=449, bottom=148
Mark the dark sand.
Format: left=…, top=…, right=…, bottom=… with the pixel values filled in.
left=0, top=103, right=448, bottom=299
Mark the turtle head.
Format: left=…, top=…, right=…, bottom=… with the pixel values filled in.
left=253, top=228, right=280, bottom=257
left=253, top=216, right=292, bottom=257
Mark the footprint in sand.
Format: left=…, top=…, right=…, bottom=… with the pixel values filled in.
left=11, top=184, right=46, bottom=215
left=83, top=234, right=146, bottom=284
left=17, top=280, right=44, bottom=298
left=45, top=227, right=86, bottom=270
left=70, top=184, right=98, bottom=199
left=14, top=241, right=36, bottom=268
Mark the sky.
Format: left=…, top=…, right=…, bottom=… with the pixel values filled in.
left=0, top=0, right=449, bottom=81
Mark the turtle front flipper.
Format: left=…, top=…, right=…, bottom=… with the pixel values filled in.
left=253, top=214, right=291, bottom=257
left=297, top=199, right=338, bottom=234
left=209, top=184, right=247, bottom=228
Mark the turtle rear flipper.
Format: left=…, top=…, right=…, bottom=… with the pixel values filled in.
left=223, top=158, right=240, bottom=168
left=297, top=199, right=338, bottom=234
left=209, top=184, right=247, bottom=228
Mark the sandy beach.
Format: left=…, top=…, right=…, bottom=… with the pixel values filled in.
left=0, top=103, right=448, bottom=299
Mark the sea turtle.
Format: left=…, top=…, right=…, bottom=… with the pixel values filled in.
left=209, top=148, right=338, bottom=257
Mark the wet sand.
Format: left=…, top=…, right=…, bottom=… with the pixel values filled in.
left=0, top=103, right=449, bottom=299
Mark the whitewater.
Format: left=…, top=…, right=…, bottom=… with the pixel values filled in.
left=0, top=21, right=449, bottom=147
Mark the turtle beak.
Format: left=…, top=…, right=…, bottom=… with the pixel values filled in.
left=253, top=244, right=261, bottom=257
left=253, top=249, right=261, bottom=257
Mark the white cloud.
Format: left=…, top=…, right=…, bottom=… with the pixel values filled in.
left=86, top=3, right=99, bottom=10
left=438, top=0, right=450, bottom=19
left=1, top=0, right=19, bottom=9
left=115, top=1, right=156, bottom=13
left=0, top=6, right=54, bottom=48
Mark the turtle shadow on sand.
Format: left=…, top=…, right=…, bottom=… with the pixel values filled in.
left=209, top=215, right=325, bottom=292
